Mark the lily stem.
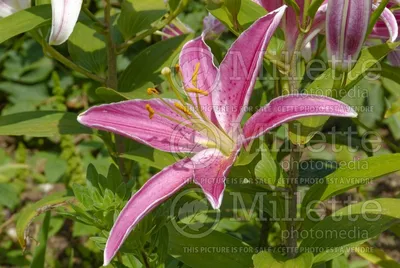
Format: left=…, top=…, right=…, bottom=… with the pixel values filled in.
left=30, top=31, right=105, bottom=83
left=286, top=31, right=306, bottom=258
left=104, top=0, right=129, bottom=183
left=116, top=13, right=177, bottom=54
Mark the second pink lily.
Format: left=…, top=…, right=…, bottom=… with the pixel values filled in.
left=78, top=5, right=358, bottom=266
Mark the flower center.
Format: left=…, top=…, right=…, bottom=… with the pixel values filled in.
left=144, top=64, right=235, bottom=156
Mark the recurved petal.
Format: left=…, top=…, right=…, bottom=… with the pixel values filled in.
left=179, top=36, right=219, bottom=122
left=370, top=6, right=399, bottom=42
left=213, top=5, right=287, bottom=133
left=302, top=3, right=327, bottom=51
left=0, top=0, right=31, bottom=17
left=326, top=0, right=372, bottom=72
left=243, top=94, right=358, bottom=141
left=103, top=158, right=194, bottom=266
left=78, top=99, right=205, bottom=154
left=191, top=147, right=239, bottom=209
left=49, top=0, right=83, bottom=45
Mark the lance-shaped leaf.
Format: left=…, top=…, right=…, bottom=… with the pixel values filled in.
left=326, top=0, right=372, bottom=72
left=49, top=0, right=82, bottom=45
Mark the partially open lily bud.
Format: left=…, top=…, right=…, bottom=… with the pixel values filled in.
left=0, top=0, right=31, bottom=18
left=202, top=13, right=226, bottom=40
left=326, top=0, right=372, bottom=72
left=49, top=0, right=83, bottom=45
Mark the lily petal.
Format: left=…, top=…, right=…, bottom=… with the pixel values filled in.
left=251, top=0, right=282, bottom=12
left=103, top=158, right=194, bottom=266
left=78, top=99, right=205, bottom=153
left=191, top=148, right=239, bottom=209
left=0, top=0, right=30, bottom=17
left=213, top=6, right=287, bottom=132
left=302, top=3, right=328, bottom=50
left=326, top=0, right=372, bottom=72
left=370, top=6, right=399, bottom=42
left=49, top=0, right=83, bottom=45
left=179, top=36, right=219, bottom=122
left=243, top=94, right=358, bottom=141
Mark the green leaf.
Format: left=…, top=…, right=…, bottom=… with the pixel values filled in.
left=254, top=143, right=286, bottom=187
left=68, top=22, right=107, bottom=75
left=120, top=145, right=176, bottom=170
left=0, top=183, right=19, bottom=209
left=16, top=192, right=73, bottom=249
left=96, top=87, right=130, bottom=103
left=119, top=34, right=193, bottom=97
left=290, top=42, right=400, bottom=145
left=0, top=5, right=51, bottom=44
left=208, top=0, right=266, bottom=34
left=0, top=111, right=92, bottom=137
left=118, top=0, right=166, bottom=40
left=355, top=243, right=400, bottom=268
left=299, top=198, right=400, bottom=263
left=30, top=212, right=51, bottom=268
left=168, top=223, right=253, bottom=267
left=302, top=154, right=400, bottom=214
left=252, top=252, right=313, bottom=268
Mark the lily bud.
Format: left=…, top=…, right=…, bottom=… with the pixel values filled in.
left=326, top=0, right=372, bottom=72
left=0, top=0, right=31, bottom=18
left=49, top=0, right=83, bottom=45
left=202, top=13, right=226, bottom=40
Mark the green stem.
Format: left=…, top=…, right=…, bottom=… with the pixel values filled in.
left=83, top=6, right=106, bottom=27
left=31, top=31, right=105, bottom=83
left=332, top=70, right=344, bottom=99
left=286, top=32, right=306, bottom=258
left=116, top=14, right=177, bottom=54
left=287, top=143, right=301, bottom=258
left=104, top=0, right=129, bottom=183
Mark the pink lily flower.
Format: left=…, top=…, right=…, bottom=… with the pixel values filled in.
left=78, top=6, right=358, bottom=265
left=0, top=0, right=82, bottom=45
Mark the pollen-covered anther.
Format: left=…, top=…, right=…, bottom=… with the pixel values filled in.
left=175, top=64, right=181, bottom=73
left=174, top=102, right=192, bottom=116
left=147, top=88, right=159, bottom=95
left=185, top=88, right=209, bottom=96
left=146, top=104, right=155, bottom=119
left=191, top=62, right=201, bottom=87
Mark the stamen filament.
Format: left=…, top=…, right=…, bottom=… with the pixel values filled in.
left=162, top=67, right=188, bottom=108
